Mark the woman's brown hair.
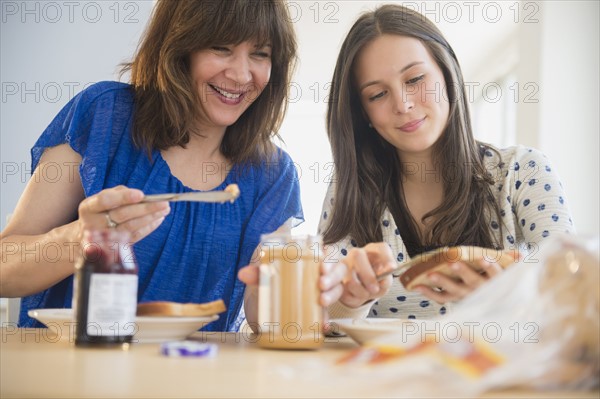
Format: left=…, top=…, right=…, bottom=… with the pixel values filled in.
left=121, top=0, right=297, bottom=163
left=323, top=4, right=502, bottom=256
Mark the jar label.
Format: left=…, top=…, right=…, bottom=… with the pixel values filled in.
left=86, top=274, right=138, bottom=336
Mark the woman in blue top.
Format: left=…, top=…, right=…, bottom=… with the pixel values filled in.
left=0, top=0, right=342, bottom=332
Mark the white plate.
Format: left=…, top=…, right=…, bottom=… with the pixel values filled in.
left=28, top=308, right=219, bottom=344
left=331, top=318, right=429, bottom=345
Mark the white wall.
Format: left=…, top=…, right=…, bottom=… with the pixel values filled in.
left=536, top=1, right=599, bottom=237
left=513, top=1, right=599, bottom=236
left=1, top=1, right=598, bottom=239
left=1, top=0, right=154, bottom=226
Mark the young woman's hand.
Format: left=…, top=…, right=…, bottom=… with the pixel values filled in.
left=77, top=185, right=170, bottom=244
left=333, top=242, right=395, bottom=308
left=413, top=258, right=504, bottom=303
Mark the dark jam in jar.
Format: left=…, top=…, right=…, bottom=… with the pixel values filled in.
left=74, top=231, right=138, bottom=347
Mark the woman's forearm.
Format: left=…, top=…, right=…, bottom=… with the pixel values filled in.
left=0, top=221, right=80, bottom=297
left=243, top=285, right=259, bottom=333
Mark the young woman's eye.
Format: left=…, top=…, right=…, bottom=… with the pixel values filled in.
left=368, top=91, right=386, bottom=102
left=406, top=75, right=425, bottom=85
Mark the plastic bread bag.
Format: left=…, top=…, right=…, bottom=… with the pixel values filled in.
left=472, top=234, right=600, bottom=392
left=332, top=234, right=599, bottom=397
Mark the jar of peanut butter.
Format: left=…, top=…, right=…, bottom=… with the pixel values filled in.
left=257, top=234, right=323, bottom=350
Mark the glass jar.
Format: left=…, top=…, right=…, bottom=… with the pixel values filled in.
left=74, top=230, right=138, bottom=347
left=257, top=233, right=323, bottom=350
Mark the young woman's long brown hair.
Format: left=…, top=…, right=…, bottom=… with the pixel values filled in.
left=121, top=0, right=297, bottom=164
left=323, top=4, right=503, bottom=256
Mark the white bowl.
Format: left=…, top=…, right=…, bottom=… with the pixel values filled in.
left=28, top=308, right=218, bottom=344
left=331, top=318, right=429, bottom=345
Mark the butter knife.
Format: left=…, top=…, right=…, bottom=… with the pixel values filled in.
left=375, top=261, right=415, bottom=281
left=143, top=189, right=240, bottom=203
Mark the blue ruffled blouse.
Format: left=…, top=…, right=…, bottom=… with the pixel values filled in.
left=19, top=81, right=303, bottom=331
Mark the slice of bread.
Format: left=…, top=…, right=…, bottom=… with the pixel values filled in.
left=136, top=299, right=226, bottom=317
left=400, top=246, right=518, bottom=290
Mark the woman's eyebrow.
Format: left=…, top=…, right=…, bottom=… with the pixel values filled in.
left=359, top=61, right=424, bottom=92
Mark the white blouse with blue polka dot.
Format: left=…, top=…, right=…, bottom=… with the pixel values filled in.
left=319, top=145, right=575, bottom=321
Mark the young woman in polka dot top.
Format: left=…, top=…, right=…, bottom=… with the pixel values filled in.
left=318, top=4, right=575, bottom=321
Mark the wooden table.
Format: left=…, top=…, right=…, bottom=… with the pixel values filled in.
left=1, top=328, right=598, bottom=398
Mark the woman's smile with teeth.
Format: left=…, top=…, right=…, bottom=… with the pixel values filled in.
left=211, top=84, right=242, bottom=99
left=189, top=41, right=270, bottom=128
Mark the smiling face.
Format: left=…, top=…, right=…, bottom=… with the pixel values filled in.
left=355, top=34, right=450, bottom=160
left=190, top=41, right=272, bottom=133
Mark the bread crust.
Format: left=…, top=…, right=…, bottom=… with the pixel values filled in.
left=400, top=246, right=518, bottom=290
left=136, top=299, right=226, bottom=317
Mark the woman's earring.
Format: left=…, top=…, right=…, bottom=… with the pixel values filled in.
left=368, top=122, right=373, bottom=128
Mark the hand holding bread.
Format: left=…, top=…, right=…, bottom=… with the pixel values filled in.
left=404, top=246, right=519, bottom=303
left=398, top=246, right=518, bottom=290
